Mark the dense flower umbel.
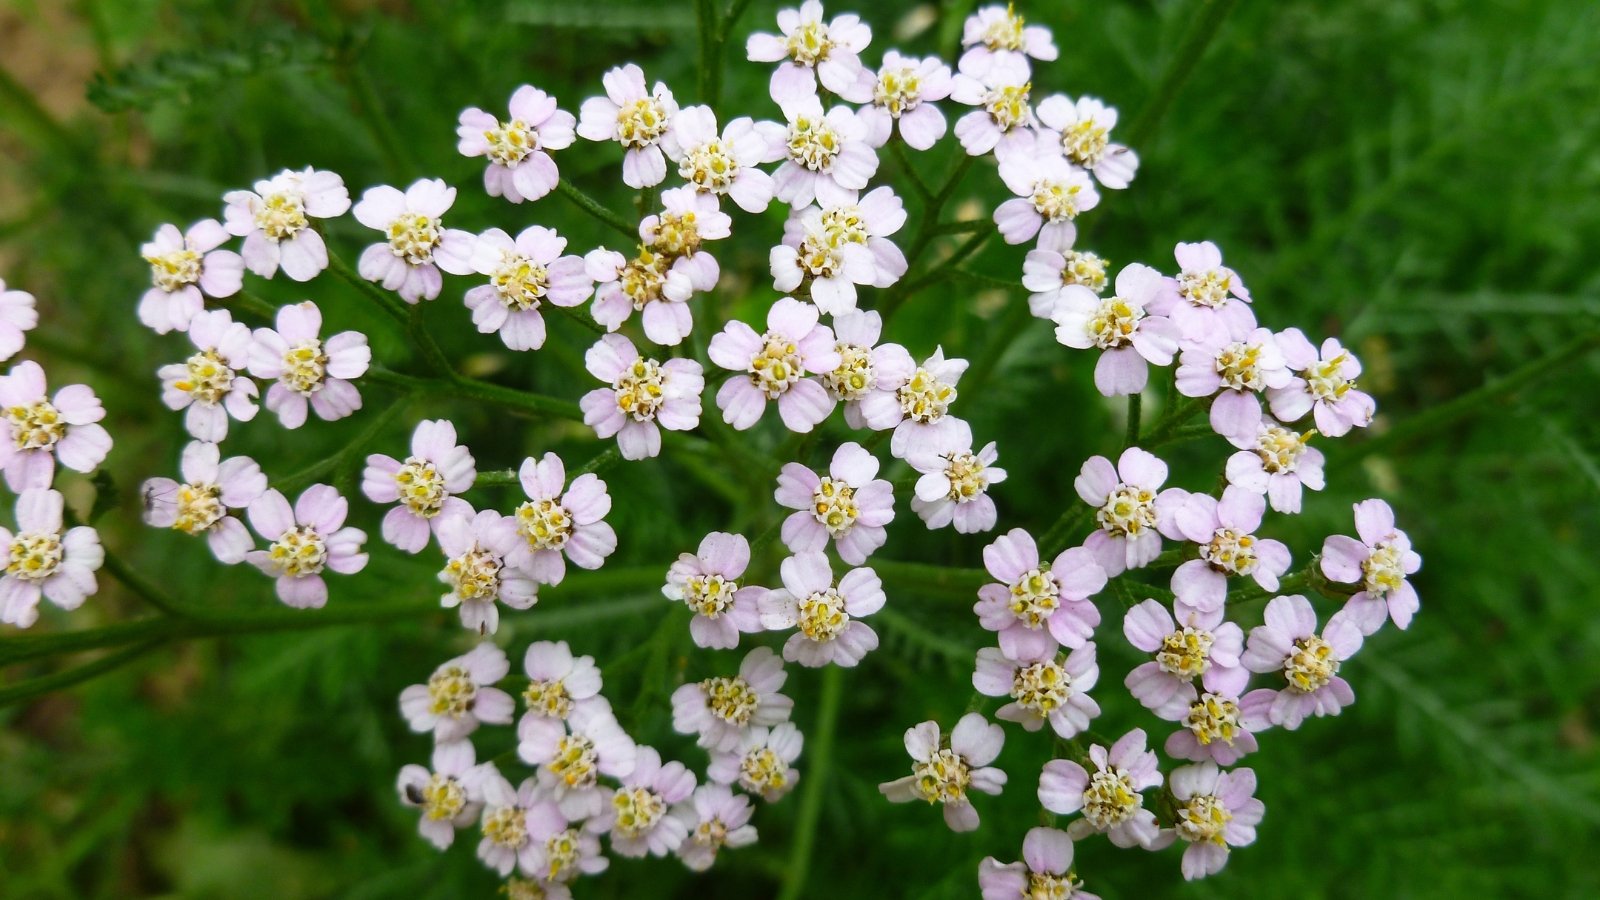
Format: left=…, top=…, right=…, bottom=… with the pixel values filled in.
left=1160, top=689, right=1271, bottom=767
left=577, top=64, right=679, bottom=189
left=671, top=645, right=793, bottom=752
left=1170, top=487, right=1292, bottom=613
left=1320, top=498, right=1422, bottom=634
left=436, top=509, right=538, bottom=635
left=745, top=0, right=875, bottom=105
left=0, top=360, right=113, bottom=491
left=663, top=531, right=766, bottom=649
left=244, top=484, right=368, bottom=608
left=978, top=827, right=1101, bottom=900
left=400, top=643, right=515, bottom=743
left=708, top=722, right=804, bottom=802
left=0, top=489, right=103, bottom=629
left=397, top=739, right=489, bottom=850
left=513, top=453, right=617, bottom=586
left=222, top=167, right=350, bottom=281
left=137, top=219, right=243, bottom=334
left=759, top=551, right=884, bottom=667
left=709, top=296, right=840, bottom=432
left=662, top=106, right=776, bottom=213
left=1240, top=594, right=1363, bottom=729
left=775, top=441, right=895, bottom=565
left=141, top=441, right=266, bottom=564
left=580, top=333, right=704, bottom=460
left=1164, top=763, right=1264, bottom=880
left=958, top=4, right=1058, bottom=81
left=879, top=713, right=1007, bottom=832
left=1038, top=728, right=1162, bottom=848
left=857, top=51, right=953, bottom=150
left=464, top=226, right=593, bottom=351
left=974, top=528, right=1106, bottom=658
left=157, top=308, right=258, bottom=442
left=363, top=419, right=476, bottom=554
left=1073, top=448, right=1189, bottom=576
left=247, top=300, right=370, bottom=429
left=457, top=85, right=577, bottom=203
left=0, top=278, right=38, bottom=362
left=353, top=179, right=476, bottom=303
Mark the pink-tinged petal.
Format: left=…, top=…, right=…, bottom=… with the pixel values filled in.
left=1263, top=594, right=1317, bottom=640
left=1123, top=599, right=1175, bottom=652
left=1353, top=498, right=1396, bottom=545
left=776, top=379, right=834, bottom=432
left=1209, top=389, right=1263, bottom=441
left=1074, top=455, right=1117, bottom=505
left=277, top=574, right=327, bottom=609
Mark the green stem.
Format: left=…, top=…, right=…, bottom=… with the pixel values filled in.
left=1040, top=503, right=1093, bottom=558
left=871, top=558, right=989, bottom=598
left=1125, top=0, right=1241, bottom=148
left=278, top=392, right=415, bottom=493
left=555, top=180, right=637, bottom=239
left=696, top=0, right=721, bottom=109
left=1138, top=395, right=1208, bottom=446
left=326, top=249, right=456, bottom=377
left=1125, top=392, right=1143, bottom=449
left=777, top=664, right=844, bottom=900
left=232, top=290, right=282, bottom=321
left=100, top=546, right=191, bottom=618
left=0, top=639, right=166, bottom=709
left=344, top=60, right=417, bottom=180
left=888, top=140, right=933, bottom=201
left=449, top=375, right=584, bottom=421
left=884, top=230, right=991, bottom=320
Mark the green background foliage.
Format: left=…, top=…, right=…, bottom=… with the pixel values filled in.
left=1, top=0, right=1597, bottom=897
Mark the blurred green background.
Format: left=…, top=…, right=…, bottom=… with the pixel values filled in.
left=2, top=0, right=1598, bottom=897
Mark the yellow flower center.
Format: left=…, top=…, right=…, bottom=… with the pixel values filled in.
left=1285, top=635, right=1338, bottom=693
left=620, top=248, right=670, bottom=310
left=393, top=457, right=447, bottom=518
left=386, top=213, right=442, bottom=265
left=1214, top=341, right=1267, bottom=391
left=1157, top=627, right=1215, bottom=678
left=897, top=367, right=957, bottom=423
left=1082, top=768, right=1141, bottom=830
left=910, top=748, right=971, bottom=804
left=491, top=253, right=550, bottom=311
left=1257, top=425, right=1311, bottom=474
left=420, top=773, right=467, bottom=821
left=1362, top=541, right=1405, bottom=596
left=1008, top=566, right=1060, bottom=628
left=501, top=877, right=551, bottom=900
left=1060, top=119, right=1110, bottom=168
left=1097, top=484, right=1157, bottom=537
left=982, top=4, right=1028, bottom=51
left=1178, top=269, right=1232, bottom=308
left=146, top=248, right=202, bottom=292
left=1184, top=693, right=1241, bottom=746
left=797, top=588, right=849, bottom=641
left=684, top=573, right=739, bottom=618
left=175, top=350, right=235, bottom=406
left=786, top=115, right=842, bottom=172
left=426, top=664, right=478, bottom=717
left=515, top=499, right=573, bottom=551
left=739, top=747, right=791, bottom=794
left=1061, top=251, right=1109, bottom=293
left=1026, top=872, right=1086, bottom=900
left=1306, top=352, right=1355, bottom=402
left=280, top=339, right=327, bottom=395
left=172, top=483, right=225, bottom=535
left=1031, top=180, right=1083, bottom=221
left=267, top=526, right=327, bottom=577
left=611, top=786, right=666, bottom=839
left=984, top=83, right=1032, bottom=131
left=649, top=211, right=702, bottom=258
left=680, top=138, right=739, bottom=192
left=484, top=119, right=537, bottom=166
left=785, top=21, right=834, bottom=65
left=1201, top=528, right=1257, bottom=576
left=6, top=400, right=65, bottom=451
left=548, top=734, right=599, bottom=787
left=747, top=332, right=804, bottom=398
left=1176, top=794, right=1232, bottom=845
left=543, top=827, right=583, bottom=882
left=6, top=532, right=62, bottom=581
left=523, top=678, right=573, bottom=719
left=811, top=477, right=860, bottom=535
left=616, top=97, right=670, bottom=148
left=440, top=548, right=503, bottom=601
left=1085, top=297, right=1141, bottom=349
left=874, top=66, right=923, bottom=115
left=823, top=343, right=874, bottom=401
left=702, top=675, right=759, bottom=726
left=944, top=451, right=990, bottom=502
left=693, top=817, right=729, bottom=850
left=613, top=358, right=668, bottom=421
left=482, top=805, right=529, bottom=848
left=1012, top=658, right=1072, bottom=713
left=255, top=191, right=309, bottom=241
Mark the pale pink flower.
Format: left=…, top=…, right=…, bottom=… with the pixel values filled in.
left=512, top=453, right=617, bottom=585
left=857, top=51, right=953, bottom=150
left=950, top=70, right=1037, bottom=161
left=1161, top=690, right=1271, bottom=767
left=907, top=418, right=1007, bottom=533
left=518, top=702, right=638, bottom=820
left=522, top=808, right=608, bottom=887
left=775, top=441, right=894, bottom=564
left=1165, top=763, right=1264, bottom=880
left=978, top=827, right=1100, bottom=900
left=759, top=551, right=883, bottom=667
left=855, top=345, right=966, bottom=456
left=579, top=334, right=703, bottom=461
left=673, top=783, right=758, bottom=872
left=396, top=739, right=489, bottom=850
left=745, top=0, right=874, bottom=106
left=362, top=419, right=476, bottom=554
left=972, top=643, right=1100, bottom=738
left=1073, top=447, right=1189, bottom=576
left=457, top=85, right=576, bottom=203
left=878, top=713, right=1006, bottom=832
left=1171, top=486, right=1292, bottom=612
left=1035, top=95, right=1139, bottom=189
left=1121, top=599, right=1248, bottom=719
left=819, top=309, right=915, bottom=429
left=772, top=187, right=908, bottom=313
left=244, top=484, right=367, bottom=608
left=709, top=297, right=840, bottom=433
left=399, top=642, right=515, bottom=742
left=518, top=640, right=607, bottom=736
left=584, top=246, right=696, bottom=346
left=671, top=645, right=793, bottom=752
left=1240, top=594, right=1363, bottom=729
left=707, top=722, right=803, bottom=802
left=664, top=531, right=765, bottom=650
left=576, top=64, right=678, bottom=189
left=640, top=186, right=731, bottom=295
left=247, top=300, right=369, bottom=429
left=0, top=489, right=102, bottom=629
left=353, top=179, right=476, bottom=303
left=1320, top=498, right=1422, bottom=634
left=994, top=150, right=1098, bottom=245
left=1268, top=328, right=1376, bottom=437
left=757, top=95, right=879, bottom=208
left=590, top=746, right=697, bottom=859
left=157, top=309, right=258, bottom=442
left=1037, top=728, right=1163, bottom=848
left=1224, top=421, right=1325, bottom=514
left=1174, top=319, right=1292, bottom=441
left=222, top=167, right=349, bottom=281
left=137, top=219, right=243, bottom=334
left=0, top=278, right=38, bottom=361
left=1022, top=229, right=1109, bottom=319
left=476, top=768, right=567, bottom=877
left=1052, top=262, right=1179, bottom=397
left=1147, top=241, right=1253, bottom=344
left=140, top=440, right=266, bottom=564
left=958, top=4, right=1057, bottom=81
left=0, top=360, right=112, bottom=490
left=974, top=528, right=1105, bottom=658
left=662, top=105, right=776, bottom=213
left=437, top=509, right=538, bottom=635
left=464, top=226, right=592, bottom=351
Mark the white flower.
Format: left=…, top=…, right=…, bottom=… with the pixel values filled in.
left=475, top=768, right=567, bottom=877
left=672, top=783, right=758, bottom=872
left=958, top=4, right=1057, bottom=81
left=518, top=640, right=607, bottom=734
left=878, top=713, right=1007, bottom=832
left=352, top=179, right=476, bottom=303
left=663, top=531, right=765, bottom=650
left=639, top=186, right=732, bottom=299
left=1038, top=728, right=1164, bottom=848
left=0, top=489, right=103, bottom=629
left=157, top=309, right=258, bottom=442
left=222, top=167, right=350, bottom=281
left=244, top=484, right=367, bottom=608
left=661, top=105, right=775, bottom=214
left=579, top=333, right=704, bottom=461
left=0, top=360, right=113, bottom=491
left=247, top=300, right=370, bottom=429
left=950, top=69, right=1037, bottom=161
left=589, top=746, right=697, bottom=859
left=1052, top=263, right=1180, bottom=397
left=771, top=186, right=908, bottom=313
left=1022, top=229, right=1109, bottom=319
left=137, top=219, right=243, bottom=334
left=994, top=150, right=1098, bottom=245
left=745, top=0, right=874, bottom=106
left=707, top=723, right=803, bottom=802
left=457, top=85, right=576, bottom=203
left=857, top=51, right=953, bottom=150
left=584, top=246, right=696, bottom=346
left=708, top=297, right=840, bottom=433
left=399, top=642, right=515, bottom=743
left=436, top=508, right=538, bottom=635
left=756, top=95, right=879, bottom=208
left=0, top=277, right=38, bottom=361
left=464, top=226, right=593, bottom=351
left=1035, top=95, right=1139, bottom=189
left=853, top=345, right=967, bottom=459
left=518, top=701, right=638, bottom=821
left=141, top=441, right=266, bottom=564
left=396, top=739, right=489, bottom=850
left=577, top=64, right=678, bottom=189
left=907, top=418, right=1007, bottom=533
left=671, top=645, right=793, bottom=752
left=362, top=419, right=476, bottom=554
left=513, top=453, right=617, bottom=586
left=774, top=441, right=895, bottom=564
left=820, top=309, right=915, bottom=429
left=759, top=551, right=883, bottom=667
left=972, top=643, right=1100, bottom=738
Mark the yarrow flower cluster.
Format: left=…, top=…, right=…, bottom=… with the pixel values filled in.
left=0, top=2, right=1431, bottom=896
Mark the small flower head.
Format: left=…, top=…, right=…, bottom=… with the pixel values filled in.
left=640, top=187, right=731, bottom=292
left=672, top=783, right=758, bottom=872
left=137, top=219, right=243, bottom=334
left=0, top=278, right=38, bottom=361
left=222, top=167, right=350, bottom=281
left=584, top=245, right=696, bottom=347
left=879, top=713, right=1007, bottom=832
left=1224, top=420, right=1326, bottom=513
left=244, top=484, right=368, bottom=608
left=353, top=179, right=477, bottom=303
left=0, top=489, right=103, bottom=629
left=864, top=345, right=967, bottom=457
left=1122, top=599, right=1248, bottom=718
left=591, top=746, right=697, bottom=859
left=140, top=441, right=266, bottom=564
left=907, top=419, right=1007, bottom=534
left=1073, top=447, right=1189, bottom=576
left=157, top=309, right=258, bottom=442
left=671, top=645, right=793, bottom=752
left=519, top=640, right=606, bottom=731
left=247, top=301, right=370, bottom=429
left=1268, top=328, right=1376, bottom=437
left=1166, top=763, right=1264, bottom=880
left=457, top=85, right=577, bottom=203
left=950, top=69, right=1038, bottom=161
left=465, top=226, right=593, bottom=351
left=775, top=441, right=895, bottom=565
left=1023, top=230, right=1110, bottom=319
left=958, top=4, right=1058, bottom=82
left=1161, top=689, right=1271, bottom=767
left=759, top=551, right=883, bottom=667
left=399, top=642, right=515, bottom=743
left=707, top=722, right=804, bottom=802
left=745, top=0, right=875, bottom=105
left=1037, top=728, right=1163, bottom=848
left=995, top=151, right=1099, bottom=246
left=820, top=309, right=915, bottom=429
left=1052, top=263, right=1180, bottom=397
left=1175, top=320, right=1292, bottom=441
left=476, top=768, right=567, bottom=877
left=518, top=701, right=638, bottom=821
left=758, top=95, right=880, bottom=208
left=974, top=529, right=1105, bottom=657
left=0, top=360, right=113, bottom=491
left=978, top=827, right=1100, bottom=900
left=362, top=419, right=476, bottom=554
left=397, top=739, right=489, bottom=850
left=1171, top=486, right=1292, bottom=612
left=1320, top=498, right=1422, bottom=633
left=972, top=643, right=1101, bottom=739
left=663, top=105, right=777, bottom=213
left=771, top=186, right=908, bottom=314
left=514, top=453, right=617, bottom=586
left=437, top=509, right=538, bottom=634
left=577, top=64, right=679, bottom=189
left=709, top=297, right=840, bottom=433
left=580, top=333, right=703, bottom=460
left=1147, top=240, right=1253, bottom=343
left=1035, top=95, right=1139, bottom=189
left=857, top=51, right=953, bottom=150
left=664, top=531, right=766, bottom=650
left=1240, top=594, right=1364, bottom=729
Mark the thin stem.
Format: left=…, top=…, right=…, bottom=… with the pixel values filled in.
left=232, top=290, right=282, bottom=321
left=1125, top=0, right=1242, bottom=148
left=572, top=445, right=622, bottom=478
left=871, top=558, right=989, bottom=598
left=888, top=140, right=933, bottom=201
left=777, top=664, right=844, bottom=900
left=344, top=60, right=417, bottom=180
left=962, top=296, right=1033, bottom=399
left=555, top=180, right=637, bottom=239
left=1138, top=395, right=1208, bottom=446
left=696, top=0, right=721, bottom=109
left=449, top=375, right=584, bottom=422
left=99, top=546, right=191, bottom=618
left=0, top=639, right=166, bottom=709
left=326, top=248, right=455, bottom=377
left=278, top=392, right=414, bottom=493
left=1125, top=392, right=1143, bottom=449
left=1040, top=503, right=1093, bottom=559
left=884, top=230, right=991, bottom=321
